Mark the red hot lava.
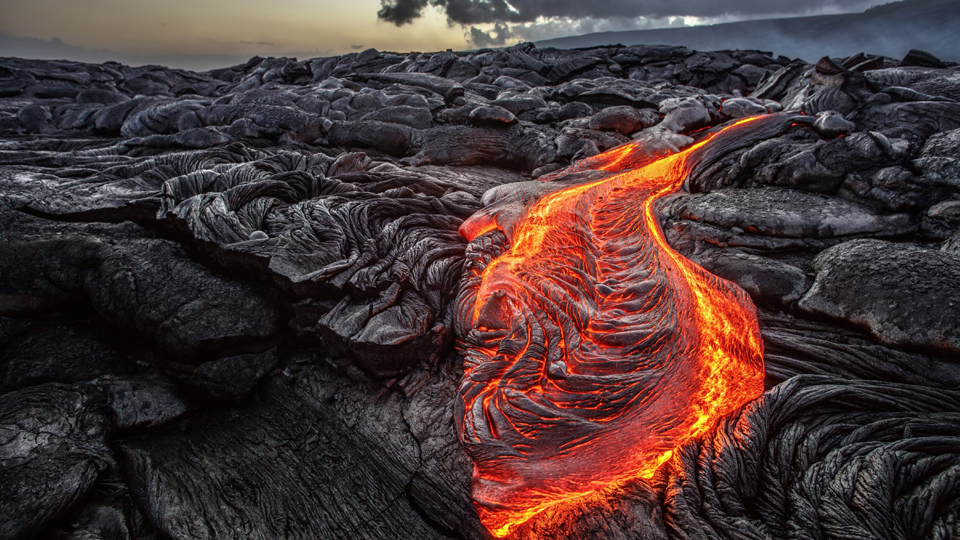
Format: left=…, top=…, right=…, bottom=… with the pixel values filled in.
left=455, top=115, right=797, bottom=537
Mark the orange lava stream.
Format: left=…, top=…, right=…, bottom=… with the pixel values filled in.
left=458, top=118, right=766, bottom=537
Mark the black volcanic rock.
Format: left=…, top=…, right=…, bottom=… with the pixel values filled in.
left=0, top=320, right=130, bottom=393
left=1, top=227, right=280, bottom=359
left=812, top=110, right=856, bottom=137
left=121, top=358, right=482, bottom=540
left=104, top=373, right=191, bottom=431
left=587, top=105, right=660, bottom=134
left=914, top=127, right=960, bottom=188
left=360, top=105, right=434, bottom=129
left=719, top=96, right=771, bottom=118
left=467, top=105, right=517, bottom=125
left=666, top=188, right=914, bottom=239
left=689, top=248, right=810, bottom=306
left=901, top=48, right=947, bottom=68
left=800, top=239, right=960, bottom=355
left=658, top=375, right=960, bottom=540
left=0, top=384, right=112, bottom=540
left=88, top=239, right=282, bottom=358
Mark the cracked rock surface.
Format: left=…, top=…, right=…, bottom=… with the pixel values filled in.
left=2, top=43, right=960, bottom=539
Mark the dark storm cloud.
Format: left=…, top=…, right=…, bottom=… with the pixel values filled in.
left=378, top=0, right=430, bottom=25
left=378, top=0, right=875, bottom=25
left=469, top=22, right=513, bottom=47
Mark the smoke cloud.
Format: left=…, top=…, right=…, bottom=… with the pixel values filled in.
left=469, top=22, right=513, bottom=47
left=378, top=0, right=431, bottom=26
left=377, top=0, right=882, bottom=45
left=379, top=0, right=879, bottom=25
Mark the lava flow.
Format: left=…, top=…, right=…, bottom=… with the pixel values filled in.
left=454, top=115, right=797, bottom=537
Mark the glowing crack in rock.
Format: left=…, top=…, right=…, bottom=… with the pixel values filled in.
left=455, top=114, right=801, bottom=537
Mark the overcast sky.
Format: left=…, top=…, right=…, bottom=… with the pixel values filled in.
left=0, top=0, right=894, bottom=70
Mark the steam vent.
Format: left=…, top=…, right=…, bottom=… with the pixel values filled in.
left=3, top=42, right=960, bottom=540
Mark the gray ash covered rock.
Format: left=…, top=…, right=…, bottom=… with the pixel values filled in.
left=2, top=42, right=960, bottom=540
left=800, top=239, right=960, bottom=355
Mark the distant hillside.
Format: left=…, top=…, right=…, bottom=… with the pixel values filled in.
left=537, top=0, right=960, bottom=62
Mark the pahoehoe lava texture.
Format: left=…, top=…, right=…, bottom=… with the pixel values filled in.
left=1, top=43, right=960, bottom=540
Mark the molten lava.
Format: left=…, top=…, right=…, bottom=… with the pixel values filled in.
left=454, top=115, right=796, bottom=537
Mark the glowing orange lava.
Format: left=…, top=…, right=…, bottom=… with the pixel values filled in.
left=456, top=116, right=778, bottom=537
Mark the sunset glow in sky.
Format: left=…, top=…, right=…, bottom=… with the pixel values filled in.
left=1, top=0, right=467, bottom=67
left=0, top=0, right=892, bottom=69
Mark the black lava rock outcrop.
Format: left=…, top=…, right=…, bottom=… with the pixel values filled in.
left=2, top=43, right=960, bottom=540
